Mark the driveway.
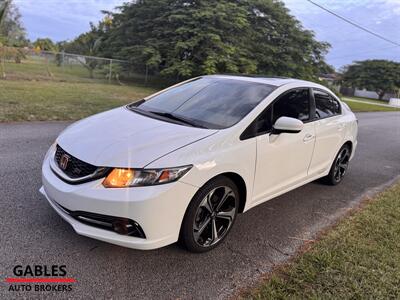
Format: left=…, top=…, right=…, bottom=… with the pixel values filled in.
left=1, top=112, right=399, bottom=299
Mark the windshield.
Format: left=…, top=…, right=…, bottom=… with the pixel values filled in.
left=130, top=77, right=276, bottom=129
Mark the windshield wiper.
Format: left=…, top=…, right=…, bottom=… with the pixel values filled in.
left=148, top=111, right=207, bottom=128
left=127, top=106, right=207, bottom=128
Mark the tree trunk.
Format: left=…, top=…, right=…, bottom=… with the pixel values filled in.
left=45, top=57, right=54, bottom=77
left=1, top=57, right=6, bottom=79
left=378, top=90, right=385, bottom=100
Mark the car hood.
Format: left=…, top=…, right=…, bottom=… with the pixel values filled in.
left=57, top=107, right=218, bottom=168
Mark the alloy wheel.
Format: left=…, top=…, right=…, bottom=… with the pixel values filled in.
left=333, top=147, right=350, bottom=182
left=193, top=186, right=236, bottom=247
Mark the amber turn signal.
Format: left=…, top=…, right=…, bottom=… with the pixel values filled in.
left=102, top=168, right=134, bottom=188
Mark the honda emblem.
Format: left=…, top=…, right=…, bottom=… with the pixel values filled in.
left=59, top=154, right=70, bottom=170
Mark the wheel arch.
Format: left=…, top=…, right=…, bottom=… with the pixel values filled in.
left=331, top=140, right=353, bottom=164
left=342, top=140, right=353, bottom=155
left=203, top=172, right=248, bottom=213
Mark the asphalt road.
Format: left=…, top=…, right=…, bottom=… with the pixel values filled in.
left=1, top=112, right=399, bottom=299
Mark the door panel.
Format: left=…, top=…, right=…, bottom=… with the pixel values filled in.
left=253, top=122, right=316, bottom=202
left=308, top=89, right=346, bottom=176
left=308, top=116, right=345, bottom=176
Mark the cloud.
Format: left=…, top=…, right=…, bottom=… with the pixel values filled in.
left=283, top=0, right=400, bottom=19
left=14, top=0, right=125, bottom=41
left=15, top=0, right=124, bottom=23
left=381, top=0, right=400, bottom=14
left=12, top=0, right=399, bottom=68
left=282, top=0, right=400, bottom=68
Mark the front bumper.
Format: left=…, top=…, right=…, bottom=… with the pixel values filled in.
left=40, top=154, right=199, bottom=250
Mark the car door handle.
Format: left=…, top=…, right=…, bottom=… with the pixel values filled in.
left=303, top=133, right=314, bottom=142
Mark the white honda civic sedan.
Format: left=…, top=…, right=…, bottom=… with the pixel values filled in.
left=40, top=75, right=358, bottom=252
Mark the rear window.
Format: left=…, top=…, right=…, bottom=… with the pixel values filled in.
left=136, top=78, right=276, bottom=129
left=314, top=90, right=341, bottom=119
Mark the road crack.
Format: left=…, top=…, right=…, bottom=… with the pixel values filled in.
left=267, top=241, right=290, bottom=256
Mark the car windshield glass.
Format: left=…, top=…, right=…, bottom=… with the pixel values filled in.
left=132, top=77, right=276, bottom=129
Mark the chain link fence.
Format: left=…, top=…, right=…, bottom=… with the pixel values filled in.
left=0, top=46, right=153, bottom=85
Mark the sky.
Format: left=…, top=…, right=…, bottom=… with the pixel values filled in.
left=14, top=0, right=400, bottom=70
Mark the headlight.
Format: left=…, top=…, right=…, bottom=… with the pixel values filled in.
left=102, top=165, right=192, bottom=188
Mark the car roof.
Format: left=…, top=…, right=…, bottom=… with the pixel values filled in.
left=203, top=74, right=322, bottom=88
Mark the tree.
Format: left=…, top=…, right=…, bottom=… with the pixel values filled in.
left=240, top=0, right=331, bottom=79
left=63, top=24, right=103, bottom=78
left=100, top=0, right=330, bottom=81
left=31, top=38, right=58, bottom=77
left=0, top=0, right=9, bottom=76
left=0, top=0, right=28, bottom=76
left=0, top=0, right=27, bottom=46
left=0, top=0, right=9, bottom=29
left=33, top=38, right=57, bottom=51
left=341, top=60, right=400, bottom=100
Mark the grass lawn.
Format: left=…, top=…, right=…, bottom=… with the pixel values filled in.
left=244, top=182, right=400, bottom=299
left=0, top=80, right=156, bottom=122
left=0, top=56, right=161, bottom=122
left=1, top=80, right=398, bottom=122
left=343, top=96, right=393, bottom=105
left=2, top=55, right=125, bottom=83
left=342, top=98, right=400, bottom=112
left=1, top=56, right=399, bottom=121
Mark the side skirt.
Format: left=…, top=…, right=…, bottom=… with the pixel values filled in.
left=243, top=172, right=329, bottom=213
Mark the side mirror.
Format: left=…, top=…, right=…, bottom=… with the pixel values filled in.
left=272, top=117, right=304, bottom=134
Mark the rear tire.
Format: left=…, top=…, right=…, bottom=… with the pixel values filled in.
left=323, top=144, right=351, bottom=185
left=179, top=176, right=239, bottom=253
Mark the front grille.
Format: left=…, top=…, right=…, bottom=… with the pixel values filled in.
left=58, top=204, right=146, bottom=238
left=55, top=145, right=97, bottom=179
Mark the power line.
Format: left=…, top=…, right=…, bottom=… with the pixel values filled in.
left=305, top=0, right=400, bottom=48
left=328, top=46, right=397, bottom=61
left=297, top=15, right=380, bottom=45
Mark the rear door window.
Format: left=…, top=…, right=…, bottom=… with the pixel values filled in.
left=313, top=90, right=341, bottom=119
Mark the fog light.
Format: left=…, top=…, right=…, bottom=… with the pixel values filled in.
left=112, top=220, right=129, bottom=235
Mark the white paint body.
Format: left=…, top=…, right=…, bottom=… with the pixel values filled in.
left=40, top=76, right=358, bottom=250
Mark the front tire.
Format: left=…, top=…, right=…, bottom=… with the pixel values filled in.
left=323, top=144, right=351, bottom=185
left=179, top=176, right=239, bottom=253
